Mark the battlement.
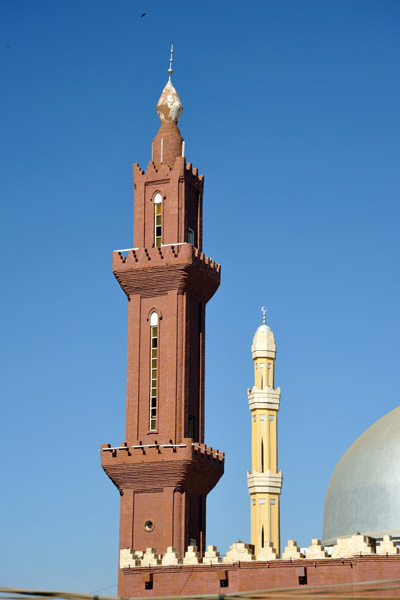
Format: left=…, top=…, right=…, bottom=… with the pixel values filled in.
left=133, top=156, right=204, bottom=184
left=101, top=439, right=225, bottom=496
left=101, top=440, right=224, bottom=461
left=112, top=244, right=221, bottom=301
left=119, top=535, right=400, bottom=569
left=113, top=243, right=220, bottom=274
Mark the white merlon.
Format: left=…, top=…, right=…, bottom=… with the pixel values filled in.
left=377, top=535, right=399, bottom=555
left=282, top=540, right=304, bottom=560
left=141, top=547, right=162, bottom=566
left=305, top=539, right=329, bottom=559
left=248, top=386, right=281, bottom=411
left=257, top=542, right=278, bottom=561
left=119, top=534, right=399, bottom=568
left=203, top=545, right=222, bottom=564
left=161, top=546, right=180, bottom=566
left=331, top=535, right=376, bottom=558
left=183, top=545, right=201, bottom=565
left=247, top=470, right=283, bottom=494
left=223, top=542, right=255, bottom=563
left=120, top=548, right=141, bottom=568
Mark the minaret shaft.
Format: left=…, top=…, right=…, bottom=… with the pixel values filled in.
left=101, top=62, right=224, bottom=593
left=247, top=318, right=282, bottom=556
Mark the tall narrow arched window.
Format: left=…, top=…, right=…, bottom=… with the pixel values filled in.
left=261, top=439, right=264, bottom=472
left=149, top=311, right=158, bottom=431
left=154, top=193, right=162, bottom=247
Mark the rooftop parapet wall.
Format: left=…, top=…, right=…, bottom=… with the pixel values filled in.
left=118, top=535, right=400, bottom=569
left=112, top=244, right=220, bottom=301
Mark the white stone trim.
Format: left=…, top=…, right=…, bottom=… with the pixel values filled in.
left=248, top=386, right=281, bottom=411
left=247, top=470, right=283, bottom=494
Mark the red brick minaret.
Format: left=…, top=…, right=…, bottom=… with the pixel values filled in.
left=101, top=50, right=224, bottom=586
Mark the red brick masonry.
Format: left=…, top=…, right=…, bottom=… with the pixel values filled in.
left=118, top=555, right=400, bottom=598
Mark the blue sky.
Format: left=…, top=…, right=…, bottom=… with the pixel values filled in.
left=1, top=0, right=399, bottom=593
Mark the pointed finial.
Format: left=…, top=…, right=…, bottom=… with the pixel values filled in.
left=261, top=306, right=267, bottom=325
left=156, top=44, right=182, bottom=123
left=168, top=44, right=174, bottom=80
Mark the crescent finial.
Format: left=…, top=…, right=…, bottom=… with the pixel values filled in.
left=261, top=306, right=267, bottom=325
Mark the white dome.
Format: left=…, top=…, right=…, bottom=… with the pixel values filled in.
left=256, top=324, right=271, bottom=333
left=251, top=323, right=276, bottom=359
left=322, top=406, right=400, bottom=545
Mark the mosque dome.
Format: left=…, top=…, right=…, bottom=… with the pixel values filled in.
left=322, top=406, right=400, bottom=545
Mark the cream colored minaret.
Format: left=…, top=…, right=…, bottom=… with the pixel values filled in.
left=247, top=307, right=283, bottom=557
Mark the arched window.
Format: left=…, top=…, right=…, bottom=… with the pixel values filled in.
left=149, top=311, right=158, bottom=431
left=154, top=193, right=162, bottom=247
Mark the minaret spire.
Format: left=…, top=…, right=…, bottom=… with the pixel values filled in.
left=153, top=45, right=184, bottom=165
left=168, top=43, right=173, bottom=81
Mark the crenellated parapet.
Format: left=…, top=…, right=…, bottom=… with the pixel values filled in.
left=112, top=243, right=220, bottom=301
left=101, top=440, right=224, bottom=496
left=133, top=157, right=204, bottom=187
left=118, top=535, right=400, bottom=569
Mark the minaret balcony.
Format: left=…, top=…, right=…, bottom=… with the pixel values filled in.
left=247, top=386, right=281, bottom=411
left=112, top=243, right=220, bottom=302
left=101, top=440, right=224, bottom=496
left=247, top=470, right=283, bottom=494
